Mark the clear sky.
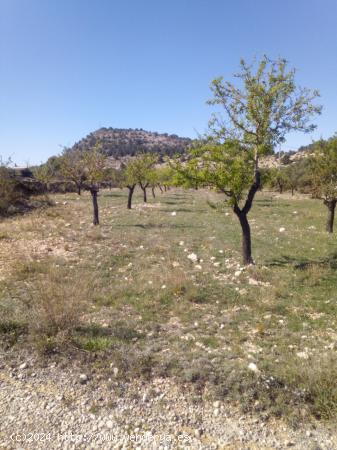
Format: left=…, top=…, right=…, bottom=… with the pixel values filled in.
left=1, top=0, right=336, bottom=165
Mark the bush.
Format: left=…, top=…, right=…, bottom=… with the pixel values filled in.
left=0, top=166, right=22, bottom=214
left=27, top=266, right=92, bottom=349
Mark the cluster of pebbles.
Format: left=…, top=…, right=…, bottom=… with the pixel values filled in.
left=0, top=355, right=336, bottom=449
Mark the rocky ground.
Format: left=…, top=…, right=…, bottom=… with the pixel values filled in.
left=0, top=353, right=336, bottom=450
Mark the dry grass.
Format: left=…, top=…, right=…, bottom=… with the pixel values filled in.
left=25, top=265, right=92, bottom=351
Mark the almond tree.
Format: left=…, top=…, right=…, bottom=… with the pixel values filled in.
left=115, top=160, right=138, bottom=210
left=33, top=162, right=54, bottom=192
left=82, top=147, right=106, bottom=225
left=118, top=154, right=158, bottom=208
left=269, top=167, right=288, bottom=194
left=283, top=163, right=301, bottom=196
left=309, top=137, right=337, bottom=233
left=59, top=148, right=87, bottom=195
left=155, top=166, right=174, bottom=192
left=136, top=153, right=158, bottom=202
left=175, top=57, right=321, bottom=265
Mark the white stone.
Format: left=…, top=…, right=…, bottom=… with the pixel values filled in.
left=79, top=374, right=88, bottom=384
left=248, top=362, right=260, bottom=373
left=187, top=253, right=198, bottom=262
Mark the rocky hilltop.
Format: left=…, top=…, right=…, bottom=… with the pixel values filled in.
left=71, top=127, right=192, bottom=160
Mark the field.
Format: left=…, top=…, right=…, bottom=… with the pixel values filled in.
left=1, top=187, right=337, bottom=427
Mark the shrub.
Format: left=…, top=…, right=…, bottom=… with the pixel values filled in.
left=0, top=166, right=21, bottom=215
left=27, top=266, right=92, bottom=347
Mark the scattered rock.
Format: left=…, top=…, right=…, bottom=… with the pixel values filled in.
left=106, top=420, right=113, bottom=429
left=248, top=362, right=260, bottom=373
left=187, top=253, right=198, bottom=263
left=79, top=374, right=88, bottom=384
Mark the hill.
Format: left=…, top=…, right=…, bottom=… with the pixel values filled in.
left=71, top=127, right=192, bottom=160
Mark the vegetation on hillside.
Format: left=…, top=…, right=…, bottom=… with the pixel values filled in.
left=72, top=127, right=192, bottom=159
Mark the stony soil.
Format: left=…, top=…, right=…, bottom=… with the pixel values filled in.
left=0, top=353, right=336, bottom=450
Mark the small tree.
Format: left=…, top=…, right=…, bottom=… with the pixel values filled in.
left=309, top=137, right=337, bottom=233
left=175, top=56, right=321, bottom=265
left=148, top=169, right=159, bottom=198
left=118, top=154, right=158, bottom=208
left=116, top=160, right=137, bottom=210
left=33, top=162, right=54, bottom=192
left=269, top=167, right=288, bottom=193
left=82, top=147, right=106, bottom=225
left=157, top=166, right=175, bottom=192
left=123, top=153, right=158, bottom=204
left=136, top=153, right=158, bottom=202
left=60, top=148, right=87, bottom=195
left=283, top=163, right=300, bottom=196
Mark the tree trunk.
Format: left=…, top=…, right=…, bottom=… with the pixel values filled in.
left=232, top=168, right=261, bottom=265
left=77, top=184, right=82, bottom=195
left=159, top=185, right=163, bottom=193
left=234, top=210, right=253, bottom=265
left=90, top=187, right=99, bottom=225
left=325, top=200, right=336, bottom=233
left=151, top=187, right=155, bottom=198
left=142, top=187, right=147, bottom=203
left=127, top=185, right=135, bottom=209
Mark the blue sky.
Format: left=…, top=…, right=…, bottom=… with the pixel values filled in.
left=1, top=0, right=336, bottom=165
